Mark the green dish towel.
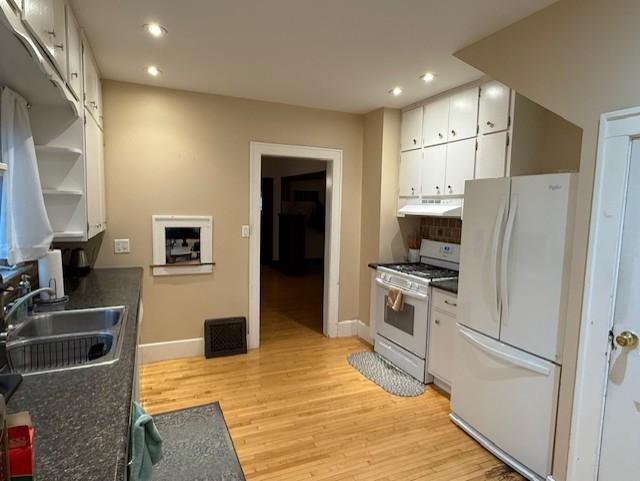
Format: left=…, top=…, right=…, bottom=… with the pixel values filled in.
left=129, top=401, right=163, bottom=481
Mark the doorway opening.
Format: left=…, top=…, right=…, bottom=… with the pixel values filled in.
left=260, top=157, right=327, bottom=340
left=249, top=142, right=342, bottom=349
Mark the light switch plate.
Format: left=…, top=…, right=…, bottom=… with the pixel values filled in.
left=114, top=238, right=130, bottom=254
left=241, top=225, right=250, bottom=238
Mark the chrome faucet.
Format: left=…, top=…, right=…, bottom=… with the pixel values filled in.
left=3, top=287, right=55, bottom=333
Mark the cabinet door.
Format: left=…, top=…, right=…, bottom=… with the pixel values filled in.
left=476, top=131, right=508, bottom=179
left=422, top=97, right=449, bottom=147
left=399, top=149, right=421, bottom=197
left=83, top=44, right=103, bottom=126
left=420, top=144, right=446, bottom=196
left=50, top=0, right=67, bottom=79
left=23, top=0, right=55, bottom=55
left=66, top=6, right=82, bottom=99
left=85, top=113, right=104, bottom=238
left=401, top=108, right=423, bottom=151
left=428, top=308, right=456, bottom=385
left=448, top=87, right=479, bottom=142
left=445, top=138, right=476, bottom=195
left=479, top=80, right=511, bottom=134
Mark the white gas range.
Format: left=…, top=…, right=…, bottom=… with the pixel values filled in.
left=373, top=240, right=460, bottom=383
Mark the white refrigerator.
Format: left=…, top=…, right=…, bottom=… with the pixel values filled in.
left=450, top=173, right=577, bottom=481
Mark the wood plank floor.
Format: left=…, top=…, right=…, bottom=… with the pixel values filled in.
left=141, top=267, right=523, bottom=480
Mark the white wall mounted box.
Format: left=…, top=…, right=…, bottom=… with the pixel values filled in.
left=151, top=215, right=213, bottom=276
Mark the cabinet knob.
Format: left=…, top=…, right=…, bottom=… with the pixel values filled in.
left=55, top=43, right=64, bottom=50
left=411, top=187, right=415, bottom=194
left=412, top=138, right=417, bottom=145
left=486, top=121, right=495, bottom=128
left=434, top=319, right=441, bottom=325
left=451, top=130, right=456, bottom=136
left=47, top=30, right=56, bottom=37
left=448, top=185, right=453, bottom=194
left=438, top=133, right=443, bottom=139
left=71, top=72, right=79, bottom=78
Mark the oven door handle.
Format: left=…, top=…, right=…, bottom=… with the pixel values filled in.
left=375, top=278, right=428, bottom=301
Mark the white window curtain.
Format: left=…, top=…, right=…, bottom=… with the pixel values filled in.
left=0, top=87, right=53, bottom=265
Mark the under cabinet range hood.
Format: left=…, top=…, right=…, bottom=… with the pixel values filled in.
left=397, top=199, right=463, bottom=218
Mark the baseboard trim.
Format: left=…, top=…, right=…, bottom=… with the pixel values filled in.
left=140, top=337, right=204, bottom=364
left=337, top=319, right=373, bottom=345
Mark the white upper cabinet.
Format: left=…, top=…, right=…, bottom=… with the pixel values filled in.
left=422, top=97, right=449, bottom=147
left=83, top=42, right=103, bottom=126
left=399, top=149, right=422, bottom=197
left=50, top=0, right=67, bottom=79
left=65, top=5, right=82, bottom=99
left=85, top=112, right=106, bottom=238
left=445, top=138, right=476, bottom=195
left=401, top=107, right=423, bottom=151
left=448, top=87, right=479, bottom=142
left=479, top=80, right=511, bottom=134
left=23, top=0, right=56, bottom=56
left=420, top=144, right=446, bottom=196
left=476, top=131, right=508, bottom=180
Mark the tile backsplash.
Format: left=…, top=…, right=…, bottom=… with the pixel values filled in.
left=420, top=217, right=462, bottom=244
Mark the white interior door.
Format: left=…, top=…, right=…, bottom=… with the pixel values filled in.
left=598, top=140, right=640, bottom=481
left=457, top=177, right=510, bottom=339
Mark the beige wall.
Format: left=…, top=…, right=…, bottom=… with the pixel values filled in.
left=358, top=108, right=419, bottom=325
left=455, top=0, right=640, bottom=479
left=97, top=80, right=364, bottom=344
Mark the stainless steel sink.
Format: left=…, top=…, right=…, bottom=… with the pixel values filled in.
left=5, top=306, right=128, bottom=375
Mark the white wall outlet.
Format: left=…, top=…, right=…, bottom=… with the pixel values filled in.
left=241, top=225, right=250, bottom=238
left=114, top=238, right=130, bottom=254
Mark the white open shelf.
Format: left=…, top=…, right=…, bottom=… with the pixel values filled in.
left=35, top=145, right=83, bottom=157
left=42, top=188, right=84, bottom=196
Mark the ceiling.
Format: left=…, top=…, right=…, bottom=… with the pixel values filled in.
left=70, top=0, right=557, bottom=114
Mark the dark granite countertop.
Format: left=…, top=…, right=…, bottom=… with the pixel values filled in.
left=430, top=278, right=458, bottom=294
left=8, top=267, right=143, bottom=481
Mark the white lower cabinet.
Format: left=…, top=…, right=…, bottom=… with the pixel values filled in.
left=428, top=288, right=458, bottom=388
left=476, top=131, right=508, bottom=179
left=444, top=138, right=476, bottom=195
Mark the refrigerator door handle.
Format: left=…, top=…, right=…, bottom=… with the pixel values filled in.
left=490, top=200, right=507, bottom=323
left=500, top=197, right=518, bottom=327
left=459, top=327, right=552, bottom=376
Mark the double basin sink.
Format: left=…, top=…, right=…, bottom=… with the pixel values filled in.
left=5, top=306, right=128, bottom=375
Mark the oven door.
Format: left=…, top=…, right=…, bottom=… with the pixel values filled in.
left=375, top=278, right=429, bottom=358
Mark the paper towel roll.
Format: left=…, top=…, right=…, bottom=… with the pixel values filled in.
left=38, top=250, right=64, bottom=300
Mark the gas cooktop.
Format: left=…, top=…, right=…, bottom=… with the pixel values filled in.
left=380, top=263, right=458, bottom=280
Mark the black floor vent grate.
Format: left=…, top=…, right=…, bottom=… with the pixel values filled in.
left=204, top=317, right=247, bottom=358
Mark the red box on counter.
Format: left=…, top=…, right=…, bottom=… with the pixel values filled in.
left=6, top=412, right=34, bottom=481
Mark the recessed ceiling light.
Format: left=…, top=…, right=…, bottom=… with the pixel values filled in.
left=420, top=72, right=435, bottom=83
left=389, top=86, right=403, bottom=96
left=146, top=65, right=161, bottom=77
left=144, top=23, right=167, bottom=38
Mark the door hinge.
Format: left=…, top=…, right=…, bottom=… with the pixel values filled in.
left=507, top=115, right=512, bottom=128
left=506, top=132, right=510, bottom=147
left=609, top=329, right=616, bottom=352
left=475, top=140, right=479, bottom=151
